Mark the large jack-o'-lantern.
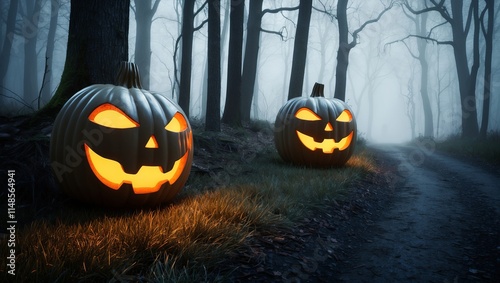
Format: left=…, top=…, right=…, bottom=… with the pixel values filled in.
left=274, top=83, right=356, bottom=167
left=50, top=62, right=193, bottom=207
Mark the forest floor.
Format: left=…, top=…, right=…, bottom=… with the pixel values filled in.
left=220, top=143, right=500, bottom=282
left=0, top=116, right=499, bottom=282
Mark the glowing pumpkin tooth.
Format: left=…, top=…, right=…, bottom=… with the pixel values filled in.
left=85, top=143, right=189, bottom=194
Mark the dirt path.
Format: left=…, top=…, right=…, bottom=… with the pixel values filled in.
left=335, top=144, right=500, bottom=282
left=224, top=144, right=500, bottom=282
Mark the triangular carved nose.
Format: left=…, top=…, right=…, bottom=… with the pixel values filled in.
left=324, top=122, right=333, bottom=131
left=145, top=135, right=158, bottom=148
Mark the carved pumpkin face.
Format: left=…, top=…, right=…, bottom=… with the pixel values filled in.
left=50, top=62, right=193, bottom=207
left=274, top=83, right=356, bottom=167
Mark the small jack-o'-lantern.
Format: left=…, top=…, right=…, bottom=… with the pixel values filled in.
left=50, top=62, right=193, bottom=207
left=274, top=83, right=356, bottom=167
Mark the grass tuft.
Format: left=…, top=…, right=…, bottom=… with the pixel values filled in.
left=435, top=131, right=500, bottom=164
left=1, top=137, right=376, bottom=282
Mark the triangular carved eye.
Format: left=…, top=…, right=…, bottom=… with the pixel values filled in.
left=336, top=110, right=352, bottom=122
left=295, top=108, right=321, bottom=121
left=165, top=112, right=188, bottom=132
left=89, top=103, right=139, bottom=129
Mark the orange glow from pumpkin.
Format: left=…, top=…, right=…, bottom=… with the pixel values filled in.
left=336, top=110, right=352, bottom=122
left=89, top=103, right=139, bottom=128
left=295, top=108, right=321, bottom=121
left=296, top=131, right=354, bottom=153
left=85, top=105, right=192, bottom=194
left=165, top=112, right=188, bottom=132
left=145, top=136, right=158, bottom=148
left=84, top=144, right=189, bottom=194
left=294, top=107, right=354, bottom=153
left=324, top=123, right=333, bottom=131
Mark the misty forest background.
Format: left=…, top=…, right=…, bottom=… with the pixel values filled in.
left=0, top=0, right=499, bottom=143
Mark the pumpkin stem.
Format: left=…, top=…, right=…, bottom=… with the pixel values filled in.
left=116, top=61, right=143, bottom=89
left=310, top=83, right=325, bottom=98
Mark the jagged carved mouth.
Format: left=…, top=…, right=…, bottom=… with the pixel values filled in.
left=85, top=144, right=188, bottom=194
left=296, top=131, right=353, bottom=153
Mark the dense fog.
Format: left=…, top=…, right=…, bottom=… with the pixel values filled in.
left=1, top=0, right=499, bottom=143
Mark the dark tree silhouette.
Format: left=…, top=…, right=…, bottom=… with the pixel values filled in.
left=392, top=5, right=434, bottom=137
left=178, top=0, right=195, bottom=117
left=205, top=0, right=221, bottom=131
left=133, top=0, right=161, bottom=90
left=334, top=0, right=393, bottom=102
left=0, top=0, right=19, bottom=86
left=23, top=0, right=43, bottom=108
left=287, top=0, right=312, bottom=100
left=240, top=0, right=263, bottom=122
left=404, top=0, right=481, bottom=138
left=42, top=0, right=130, bottom=117
left=41, top=0, right=61, bottom=105
left=240, top=1, right=299, bottom=121
left=222, top=0, right=244, bottom=126
left=480, top=0, right=494, bottom=138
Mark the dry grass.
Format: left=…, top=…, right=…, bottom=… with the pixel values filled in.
left=435, top=132, right=500, bottom=165
left=1, top=140, right=376, bottom=282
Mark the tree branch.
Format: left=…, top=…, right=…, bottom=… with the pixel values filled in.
left=385, top=34, right=454, bottom=48
left=262, top=5, right=299, bottom=16
left=405, top=0, right=452, bottom=23
left=194, top=19, right=208, bottom=32
left=312, top=1, right=336, bottom=22
left=464, top=1, right=475, bottom=36
left=427, top=21, right=448, bottom=37
left=152, top=0, right=161, bottom=15
left=173, top=34, right=182, bottom=90
left=260, top=27, right=288, bottom=41
left=349, top=2, right=395, bottom=47
left=194, top=1, right=208, bottom=18
left=130, top=2, right=136, bottom=15
left=402, top=40, right=419, bottom=60
left=479, top=3, right=488, bottom=36
left=0, top=86, right=34, bottom=111
left=429, top=0, right=452, bottom=22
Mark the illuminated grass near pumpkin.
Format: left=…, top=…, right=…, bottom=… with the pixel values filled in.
left=1, top=143, right=376, bottom=282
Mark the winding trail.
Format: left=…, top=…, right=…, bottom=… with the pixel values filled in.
left=336, top=144, right=500, bottom=282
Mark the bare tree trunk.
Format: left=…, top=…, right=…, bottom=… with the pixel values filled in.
left=41, top=0, right=130, bottom=117
left=416, top=11, right=434, bottom=137
left=0, top=0, right=19, bottom=85
left=451, top=1, right=480, bottom=137
left=134, top=0, right=160, bottom=90
left=41, top=0, right=61, bottom=105
left=23, top=0, right=43, bottom=108
left=403, top=0, right=481, bottom=137
left=205, top=0, right=221, bottom=131
left=334, top=0, right=392, bottom=102
left=480, top=0, right=494, bottom=138
left=222, top=0, right=244, bottom=126
left=240, top=0, right=263, bottom=122
left=178, top=0, right=194, bottom=117
left=333, top=0, right=351, bottom=102
left=287, top=0, right=312, bottom=100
